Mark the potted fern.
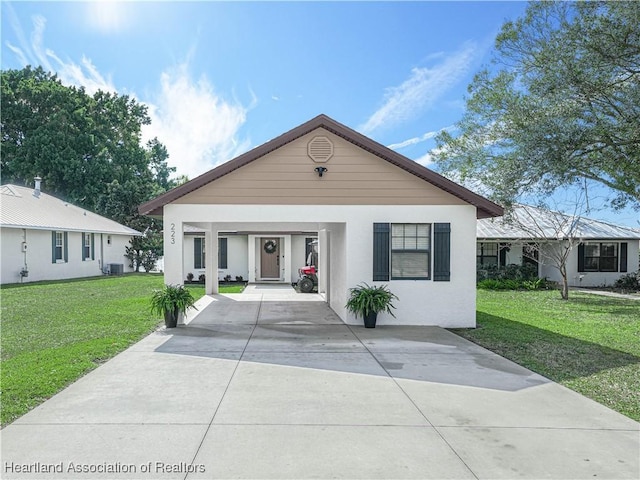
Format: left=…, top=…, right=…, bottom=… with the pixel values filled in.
left=150, top=284, right=197, bottom=328
left=345, top=283, right=398, bottom=328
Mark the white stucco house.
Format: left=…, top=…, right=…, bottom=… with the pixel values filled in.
left=139, top=115, right=503, bottom=327
left=477, top=204, right=640, bottom=287
left=1, top=181, right=141, bottom=285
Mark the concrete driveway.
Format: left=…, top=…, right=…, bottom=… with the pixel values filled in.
left=2, top=285, right=638, bottom=479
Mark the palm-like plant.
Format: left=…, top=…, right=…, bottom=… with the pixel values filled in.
left=345, top=283, right=398, bottom=327
left=150, top=284, right=197, bottom=328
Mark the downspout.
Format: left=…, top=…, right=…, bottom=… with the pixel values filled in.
left=100, top=234, right=104, bottom=274
left=21, top=229, right=28, bottom=283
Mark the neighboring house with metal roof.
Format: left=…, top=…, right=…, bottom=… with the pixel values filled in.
left=139, top=114, right=503, bottom=328
left=1, top=181, right=141, bottom=284
left=477, top=204, right=640, bottom=287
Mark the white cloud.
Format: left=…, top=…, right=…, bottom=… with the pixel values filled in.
left=360, top=42, right=477, bottom=135
left=414, top=146, right=444, bottom=167
left=6, top=11, right=116, bottom=94
left=141, top=63, right=252, bottom=179
left=6, top=12, right=252, bottom=180
left=387, top=125, right=454, bottom=150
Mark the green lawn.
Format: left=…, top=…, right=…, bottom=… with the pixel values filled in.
left=452, top=290, right=640, bottom=421
left=0, top=274, right=214, bottom=426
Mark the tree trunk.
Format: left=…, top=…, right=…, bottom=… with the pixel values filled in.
left=560, top=265, right=569, bottom=300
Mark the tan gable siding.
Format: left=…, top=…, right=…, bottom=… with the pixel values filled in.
left=173, top=129, right=467, bottom=206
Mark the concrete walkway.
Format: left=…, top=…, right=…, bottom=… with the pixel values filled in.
left=1, top=286, right=638, bottom=479
left=573, top=288, right=640, bottom=300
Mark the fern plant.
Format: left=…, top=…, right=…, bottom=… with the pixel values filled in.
left=150, top=284, right=197, bottom=328
left=345, top=283, right=398, bottom=319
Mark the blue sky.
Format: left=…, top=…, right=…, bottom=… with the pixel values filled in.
left=2, top=1, right=638, bottom=228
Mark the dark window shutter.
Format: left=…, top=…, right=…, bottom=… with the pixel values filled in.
left=194, top=238, right=202, bottom=269
left=433, top=223, right=451, bottom=282
left=577, top=243, right=585, bottom=272
left=91, top=234, right=95, bottom=260
left=52, top=231, right=56, bottom=263
left=219, top=238, right=228, bottom=269
left=82, top=233, right=86, bottom=261
left=373, top=223, right=390, bottom=281
left=620, top=242, right=628, bottom=273
left=499, top=243, right=508, bottom=267
left=63, top=232, right=68, bottom=262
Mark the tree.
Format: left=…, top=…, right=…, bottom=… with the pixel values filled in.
left=1, top=66, right=176, bottom=222
left=434, top=1, right=640, bottom=210
left=125, top=230, right=163, bottom=273
left=503, top=204, right=587, bottom=300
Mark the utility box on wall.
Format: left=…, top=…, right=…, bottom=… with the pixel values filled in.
left=109, top=263, right=124, bottom=275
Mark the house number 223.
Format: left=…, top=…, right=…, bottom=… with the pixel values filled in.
left=170, top=223, right=176, bottom=244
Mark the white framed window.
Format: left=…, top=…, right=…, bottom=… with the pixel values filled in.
left=83, top=233, right=91, bottom=259
left=52, top=231, right=67, bottom=263
left=391, top=223, right=431, bottom=280
left=55, top=232, right=64, bottom=261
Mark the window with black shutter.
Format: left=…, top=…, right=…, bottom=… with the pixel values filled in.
left=373, top=223, right=449, bottom=281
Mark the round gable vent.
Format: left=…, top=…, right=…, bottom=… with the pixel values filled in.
left=307, top=136, right=334, bottom=163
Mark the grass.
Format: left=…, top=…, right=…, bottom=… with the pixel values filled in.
left=218, top=283, right=247, bottom=293
left=0, top=274, right=244, bottom=426
left=451, top=289, right=640, bottom=421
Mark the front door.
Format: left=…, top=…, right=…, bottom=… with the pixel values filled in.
left=260, top=238, right=280, bottom=279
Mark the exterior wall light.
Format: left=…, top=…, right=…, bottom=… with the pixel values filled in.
left=314, top=166, right=328, bottom=177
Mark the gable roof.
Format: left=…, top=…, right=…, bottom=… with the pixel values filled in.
left=477, top=204, right=640, bottom=240
left=138, top=114, right=503, bottom=219
left=1, top=184, right=141, bottom=236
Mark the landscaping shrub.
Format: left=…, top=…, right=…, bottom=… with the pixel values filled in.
left=477, top=263, right=538, bottom=282
left=477, top=263, right=547, bottom=290
left=614, top=272, right=640, bottom=293
left=478, top=277, right=549, bottom=291
left=522, top=277, right=549, bottom=290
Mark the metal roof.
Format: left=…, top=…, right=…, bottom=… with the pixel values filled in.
left=477, top=204, right=640, bottom=240
left=138, top=114, right=503, bottom=219
left=0, top=184, right=141, bottom=236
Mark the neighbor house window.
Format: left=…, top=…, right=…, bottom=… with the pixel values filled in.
left=82, top=233, right=94, bottom=260
left=477, top=243, right=498, bottom=267
left=51, top=231, right=68, bottom=263
left=55, top=232, right=64, bottom=261
left=391, top=224, right=430, bottom=279
left=582, top=242, right=618, bottom=272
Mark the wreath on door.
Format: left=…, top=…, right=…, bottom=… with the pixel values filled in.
left=263, top=240, right=277, bottom=254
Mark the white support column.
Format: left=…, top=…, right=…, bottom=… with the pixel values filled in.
left=205, top=225, right=218, bottom=294
left=283, top=235, right=292, bottom=283
left=248, top=235, right=257, bottom=283
left=163, top=208, right=184, bottom=286
left=318, top=229, right=330, bottom=298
